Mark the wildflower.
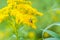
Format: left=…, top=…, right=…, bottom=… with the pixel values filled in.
left=0, top=0, right=43, bottom=29
left=43, top=32, right=50, bottom=38
left=28, top=32, right=35, bottom=38
left=0, top=13, right=8, bottom=23
left=0, top=0, right=44, bottom=39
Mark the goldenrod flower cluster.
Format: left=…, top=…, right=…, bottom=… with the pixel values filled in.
left=0, top=0, right=43, bottom=29
left=0, top=0, right=44, bottom=39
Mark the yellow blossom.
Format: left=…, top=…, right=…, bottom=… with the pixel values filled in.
left=0, top=13, right=8, bottom=23
left=0, top=0, right=44, bottom=39
left=43, top=32, right=50, bottom=38
left=28, top=32, right=35, bottom=38
left=0, top=0, right=43, bottom=30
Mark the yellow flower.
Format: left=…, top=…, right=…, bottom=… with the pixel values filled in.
left=7, top=0, right=15, bottom=4
left=0, top=0, right=44, bottom=39
left=16, top=4, right=43, bottom=16
left=28, top=32, right=35, bottom=38
left=15, top=13, right=24, bottom=24
left=31, top=24, right=37, bottom=29
left=43, top=32, right=50, bottom=38
left=0, top=13, right=8, bottom=23
left=0, top=0, right=43, bottom=29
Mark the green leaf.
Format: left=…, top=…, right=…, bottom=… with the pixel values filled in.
left=44, top=30, right=60, bottom=38
left=44, top=38, right=60, bottom=40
